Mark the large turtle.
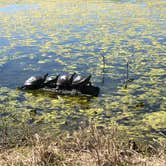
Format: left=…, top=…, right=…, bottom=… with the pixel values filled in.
left=20, top=73, right=48, bottom=90
left=72, top=75, right=91, bottom=89
left=44, top=74, right=60, bottom=88
left=56, top=73, right=76, bottom=90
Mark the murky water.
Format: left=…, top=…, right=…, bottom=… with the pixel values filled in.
left=0, top=0, right=165, bottom=141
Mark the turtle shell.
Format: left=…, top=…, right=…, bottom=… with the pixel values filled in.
left=44, top=75, right=59, bottom=88
left=72, top=75, right=91, bottom=87
left=23, top=73, right=48, bottom=90
left=56, top=73, right=76, bottom=90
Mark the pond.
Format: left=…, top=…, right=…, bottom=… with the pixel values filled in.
left=0, top=0, right=165, bottom=142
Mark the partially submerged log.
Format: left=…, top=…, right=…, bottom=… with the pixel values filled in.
left=18, top=73, right=100, bottom=97
left=42, top=85, right=100, bottom=97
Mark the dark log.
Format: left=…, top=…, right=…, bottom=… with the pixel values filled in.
left=41, top=85, right=100, bottom=97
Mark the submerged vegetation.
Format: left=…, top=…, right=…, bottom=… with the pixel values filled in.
left=0, top=0, right=166, bottom=164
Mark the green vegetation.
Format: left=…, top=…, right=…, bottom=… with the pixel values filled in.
left=0, top=1, right=166, bottom=164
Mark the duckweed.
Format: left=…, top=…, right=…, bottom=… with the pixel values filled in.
left=0, top=0, right=165, bottom=141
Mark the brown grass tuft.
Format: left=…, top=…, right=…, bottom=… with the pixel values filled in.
left=0, top=124, right=165, bottom=166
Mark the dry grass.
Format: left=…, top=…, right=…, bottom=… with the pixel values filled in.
left=0, top=124, right=165, bottom=166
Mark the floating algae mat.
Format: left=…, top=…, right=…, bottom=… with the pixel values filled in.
left=0, top=0, right=165, bottom=142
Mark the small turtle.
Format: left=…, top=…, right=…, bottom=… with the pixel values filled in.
left=44, top=74, right=60, bottom=88
left=56, top=73, right=76, bottom=90
left=72, top=75, right=91, bottom=89
left=20, top=73, right=48, bottom=90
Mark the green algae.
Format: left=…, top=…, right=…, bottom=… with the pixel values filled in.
left=0, top=0, right=165, bottom=141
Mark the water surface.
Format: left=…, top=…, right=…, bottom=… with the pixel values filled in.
left=0, top=0, right=165, bottom=142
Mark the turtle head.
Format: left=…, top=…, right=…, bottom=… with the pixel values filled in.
left=88, top=74, right=91, bottom=80
left=70, top=72, right=76, bottom=82
left=55, top=74, right=60, bottom=81
left=17, top=85, right=25, bottom=90
left=44, top=73, right=49, bottom=79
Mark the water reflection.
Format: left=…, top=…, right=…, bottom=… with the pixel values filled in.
left=25, top=89, right=93, bottom=110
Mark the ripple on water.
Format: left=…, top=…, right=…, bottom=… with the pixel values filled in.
left=0, top=4, right=39, bottom=12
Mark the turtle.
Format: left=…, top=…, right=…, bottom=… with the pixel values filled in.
left=72, top=75, right=91, bottom=89
left=44, top=74, right=60, bottom=88
left=20, top=73, right=48, bottom=90
left=56, top=73, right=76, bottom=90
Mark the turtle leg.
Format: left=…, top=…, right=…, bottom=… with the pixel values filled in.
left=18, top=85, right=34, bottom=90
left=18, top=85, right=26, bottom=90
left=55, top=85, right=60, bottom=91
left=88, top=82, right=92, bottom=86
